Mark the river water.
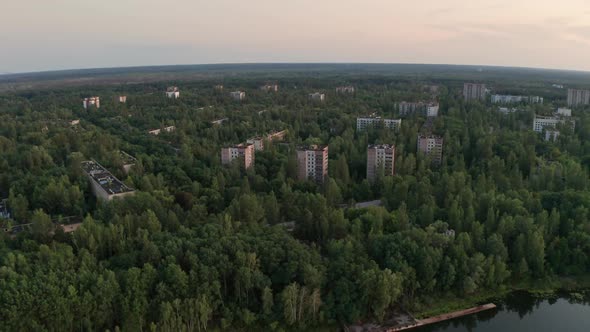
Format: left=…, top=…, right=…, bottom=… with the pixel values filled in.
left=414, top=291, right=590, bottom=332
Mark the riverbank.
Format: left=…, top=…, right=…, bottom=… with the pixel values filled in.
left=411, top=274, right=590, bottom=319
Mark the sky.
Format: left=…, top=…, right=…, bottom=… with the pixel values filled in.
left=3, top=0, right=590, bottom=73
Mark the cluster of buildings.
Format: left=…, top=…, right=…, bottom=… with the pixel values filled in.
left=397, top=102, right=439, bottom=117
left=82, top=97, right=100, bottom=109
left=221, top=130, right=288, bottom=170
left=463, top=83, right=487, bottom=101
left=491, top=95, right=543, bottom=104
left=356, top=116, right=402, bottom=131
left=246, top=130, right=288, bottom=151
left=166, top=86, right=180, bottom=99
left=532, top=106, right=575, bottom=140
left=81, top=161, right=135, bottom=201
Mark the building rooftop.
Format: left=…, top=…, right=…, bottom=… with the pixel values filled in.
left=299, top=144, right=328, bottom=151
left=120, top=151, right=137, bottom=165
left=81, top=160, right=134, bottom=196
left=167, top=86, right=179, bottom=92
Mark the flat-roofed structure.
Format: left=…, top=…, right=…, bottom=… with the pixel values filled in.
left=148, top=126, right=176, bottom=135
left=417, top=135, right=444, bottom=165
left=230, top=91, right=246, bottom=101
left=491, top=95, right=544, bottom=104
left=297, top=145, right=329, bottom=184
left=166, top=87, right=180, bottom=99
left=533, top=115, right=574, bottom=133
left=356, top=117, right=402, bottom=131
left=221, top=144, right=255, bottom=169
left=567, top=88, right=590, bottom=107
left=336, top=86, right=355, bottom=94
left=120, top=151, right=137, bottom=174
left=309, top=92, right=325, bottom=102
left=556, top=107, right=572, bottom=117
left=211, top=118, right=228, bottom=125
left=81, top=160, right=135, bottom=201
left=83, top=97, right=100, bottom=109
left=70, top=119, right=80, bottom=126
left=367, top=144, right=395, bottom=182
left=463, top=83, right=487, bottom=101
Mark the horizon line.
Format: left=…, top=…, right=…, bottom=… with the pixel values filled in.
left=3, top=61, right=590, bottom=78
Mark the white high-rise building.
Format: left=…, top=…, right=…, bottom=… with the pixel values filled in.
left=356, top=117, right=402, bottom=130
left=83, top=97, right=100, bottom=109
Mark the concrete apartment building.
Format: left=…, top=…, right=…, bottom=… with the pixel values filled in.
left=463, top=83, right=487, bottom=101
left=230, top=91, right=246, bottom=101
left=221, top=144, right=255, bottom=170
left=567, top=88, right=590, bottom=107
left=260, top=84, right=279, bottom=92
left=417, top=135, right=444, bottom=165
left=336, top=86, right=355, bottom=94
left=398, top=102, right=439, bottom=117
left=297, top=145, right=329, bottom=184
left=309, top=92, right=325, bottom=102
left=367, top=144, right=395, bottom=182
left=82, top=97, right=100, bottom=109
left=533, top=116, right=574, bottom=133
left=247, top=130, right=288, bottom=151
left=81, top=160, right=135, bottom=201
left=166, top=87, right=180, bottom=99
left=116, top=95, right=127, bottom=103
left=491, top=95, right=544, bottom=104
left=556, top=108, right=572, bottom=117
left=214, top=85, right=224, bottom=91
left=356, top=117, right=402, bottom=131
left=148, top=126, right=176, bottom=135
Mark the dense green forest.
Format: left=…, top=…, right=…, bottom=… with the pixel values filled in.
left=0, top=72, right=589, bottom=331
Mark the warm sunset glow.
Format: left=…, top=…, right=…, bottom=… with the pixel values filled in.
left=2, top=0, right=590, bottom=72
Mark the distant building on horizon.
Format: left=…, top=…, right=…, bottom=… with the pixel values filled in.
left=116, top=95, right=127, bottom=103
left=230, top=91, right=246, bottom=101
left=356, top=117, right=402, bottom=131
left=367, top=144, right=395, bottom=182
left=417, top=135, right=444, bottom=165
left=297, top=145, right=329, bottom=184
left=567, top=88, right=590, bottom=107
left=463, top=83, right=487, bottom=101
left=148, top=126, right=176, bottom=135
left=83, top=97, right=100, bottom=109
left=166, top=87, right=180, bottom=99
left=309, top=92, right=325, bottom=102
left=336, top=86, right=355, bottom=94
left=397, top=102, right=439, bottom=117
left=214, top=85, right=224, bottom=91
left=221, top=144, right=255, bottom=170
left=260, top=84, right=279, bottom=92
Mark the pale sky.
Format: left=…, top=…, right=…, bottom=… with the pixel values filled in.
left=3, top=0, right=590, bottom=73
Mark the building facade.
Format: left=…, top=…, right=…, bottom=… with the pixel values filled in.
left=417, top=135, right=444, bottom=165
left=545, top=130, right=560, bottom=142
left=533, top=116, right=573, bottom=133
left=230, top=91, right=246, bottom=101
left=81, top=161, right=135, bottom=201
left=367, top=144, right=395, bottom=182
left=567, top=88, right=590, bottom=107
left=356, top=117, right=402, bottom=130
left=336, top=86, right=355, bottom=94
left=82, top=97, right=100, bottom=109
left=297, top=145, right=329, bottom=183
left=463, top=83, right=487, bottom=101
left=491, top=95, right=544, bottom=104
left=116, top=95, right=127, bottom=103
left=556, top=108, right=572, bottom=117
left=166, top=87, right=180, bottom=99
left=221, top=144, right=255, bottom=170
left=309, top=93, right=325, bottom=102
left=260, top=84, right=279, bottom=92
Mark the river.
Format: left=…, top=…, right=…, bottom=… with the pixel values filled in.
left=414, top=291, right=590, bottom=331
